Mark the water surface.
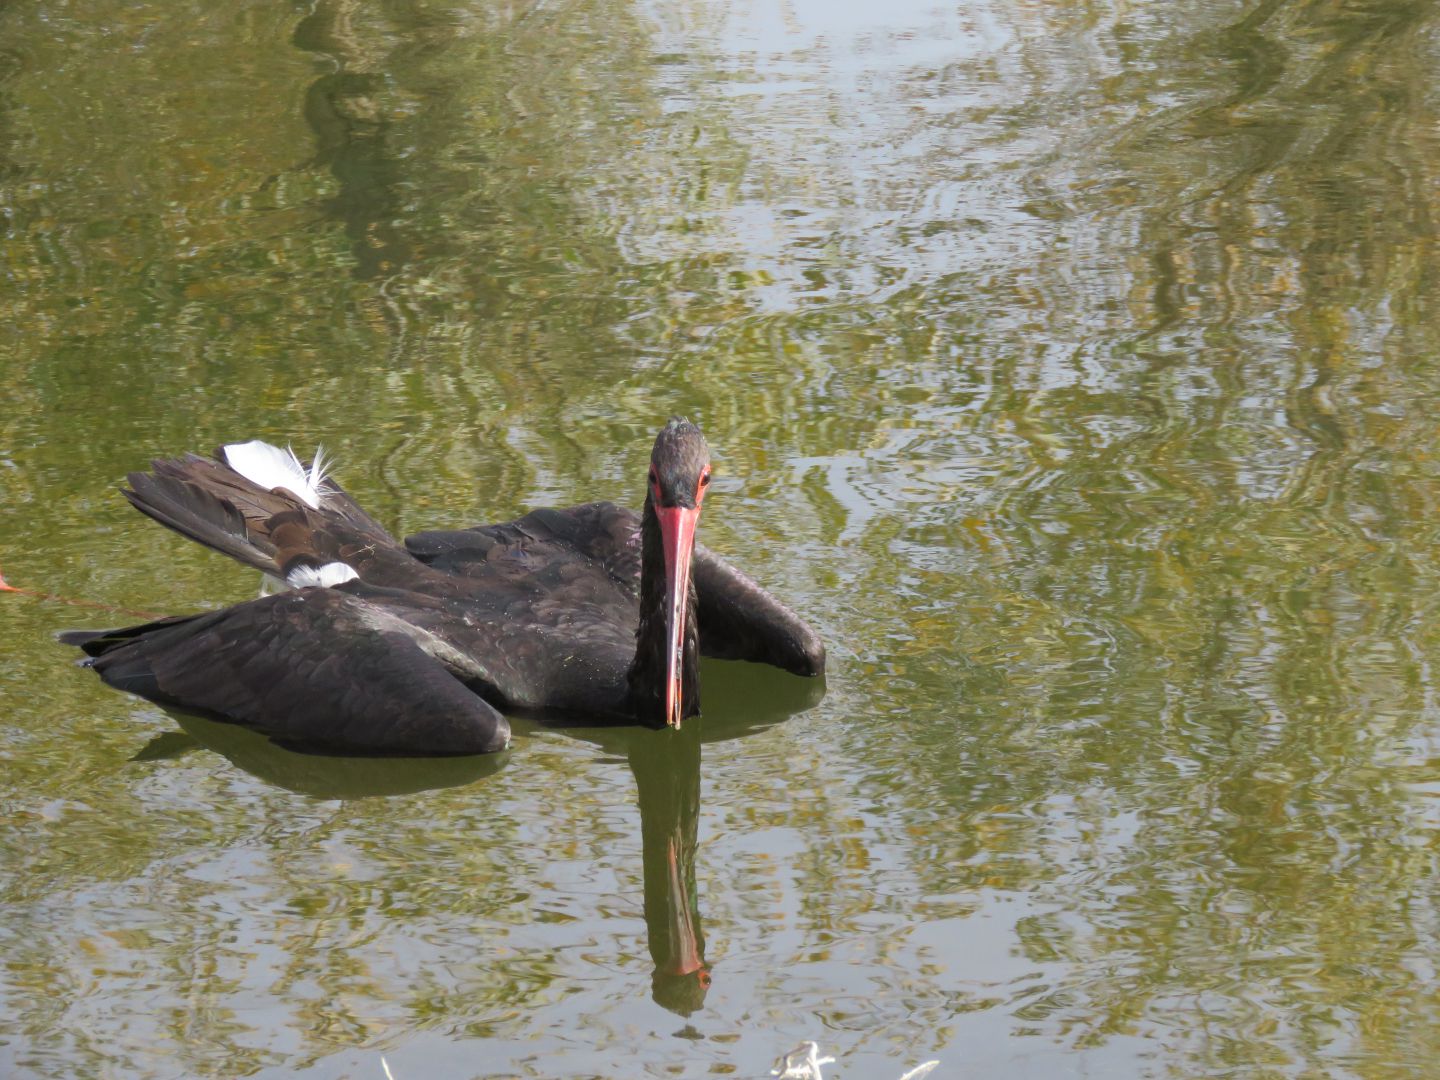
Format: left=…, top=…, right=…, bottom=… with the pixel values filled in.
left=4, top=0, right=1440, bottom=1076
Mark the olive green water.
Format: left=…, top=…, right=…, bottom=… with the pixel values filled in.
left=4, top=0, right=1440, bottom=1076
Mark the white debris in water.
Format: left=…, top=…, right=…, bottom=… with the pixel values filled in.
left=897, top=1062, right=941, bottom=1080
left=772, top=1042, right=835, bottom=1079
left=771, top=1041, right=939, bottom=1080
left=382, top=1041, right=935, bottom=1079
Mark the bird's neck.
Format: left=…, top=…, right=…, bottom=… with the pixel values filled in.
left=626, top=494, right=701, bottom=727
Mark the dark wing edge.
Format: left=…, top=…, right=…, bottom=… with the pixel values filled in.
left=64, top=589, right=510, bottom=757
left=124, top=464, right=279, bottom=575
left=693, top=545, right=826, bottom=676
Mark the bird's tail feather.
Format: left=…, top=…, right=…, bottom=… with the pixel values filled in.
left=125, top=460, right=279, bottom=575
left=123, top=443, right=402, bottom=580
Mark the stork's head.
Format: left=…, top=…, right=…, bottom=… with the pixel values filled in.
left=645, top=419, right=710, bottom=729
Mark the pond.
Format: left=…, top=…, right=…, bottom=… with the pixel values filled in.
left=4, top=0, right=1440, bottom=1076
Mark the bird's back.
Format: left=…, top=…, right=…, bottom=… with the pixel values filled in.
left=399, top=502, right=646, bottom=718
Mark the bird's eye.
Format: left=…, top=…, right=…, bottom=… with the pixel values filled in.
left=649, top=468, right=658, bottom=485
left=699, top=471, right=711, bottom=487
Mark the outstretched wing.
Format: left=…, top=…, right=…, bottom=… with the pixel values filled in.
left=405, top=502, right=824, bottom=677
left=65, top=588, right=509, bottom=756
left=692, top=547, right=825, bottom=676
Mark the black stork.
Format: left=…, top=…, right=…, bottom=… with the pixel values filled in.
left=62, top=420, right=825, bottom=756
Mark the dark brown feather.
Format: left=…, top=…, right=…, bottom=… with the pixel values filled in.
left=72, top=589, right=509, bottom=756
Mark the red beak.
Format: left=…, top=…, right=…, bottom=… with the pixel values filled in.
left=654, top=504, right=700, bottom=729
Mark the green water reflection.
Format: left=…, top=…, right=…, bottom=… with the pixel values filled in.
left=5, top=0, right=1440, bottom=1076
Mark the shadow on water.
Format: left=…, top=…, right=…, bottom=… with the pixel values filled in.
left=131, top=712, right=511, bottom=799
left=133, top=657, right=825, bottom=1016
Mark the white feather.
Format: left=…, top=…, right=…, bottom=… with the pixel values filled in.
left=222, top=439, right=332, bottom=509
left=307, top=445, right=332, bottom=500
left=286, top=562, right=359, bottom=588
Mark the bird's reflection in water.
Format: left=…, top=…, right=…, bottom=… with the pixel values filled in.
left=630, top=719, right=709, bottom=1014
left=131, top=659, right=827, bottom=1014
left=554, top=659, right=827, bottom=1015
